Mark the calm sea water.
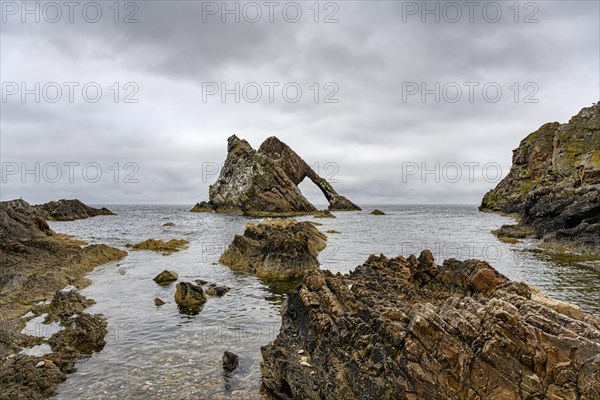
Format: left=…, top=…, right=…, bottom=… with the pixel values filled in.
left=49, top=205, right=600, bottom=399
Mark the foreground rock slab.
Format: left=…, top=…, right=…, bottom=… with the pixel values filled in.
left=261, top=251, right=600, bottom=400
left=219, top=220, right=327, bottom=281
left=481, top=102, right=600, bottom=255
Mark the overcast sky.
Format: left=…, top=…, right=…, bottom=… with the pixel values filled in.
left=1, top=0, right=598, bottom=205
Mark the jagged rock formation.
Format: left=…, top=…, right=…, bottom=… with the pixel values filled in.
left=481, top=103, right=600, bottom=255
left=261, top=251, right=600, bottom=399
left=193, top=135, right=360, bottom=216
left=35, top=199, right=114, bottom=221
left=0, top=199, right=53, bottom=240
left=219, top=219, right=327, bottom=281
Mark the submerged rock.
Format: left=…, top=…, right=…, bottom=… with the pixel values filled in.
left=312, top=210, right=335, bottom=218
left=261, top=251, right=600, bottom=399
left=219, top=219, right=327, bottom=281
left=153, top=270, right=179, bottom=284
left=204, top=284, right=231, bottom=297
left=174, top=282, right=207, bottom=308
left=222, top=351, right=239, bottom=371
left=126, top=239, right=188, bottom=254
left=192, top=135, right=360, bottom=217
left=481, top=102, right=600, bottom=255
left=35, top=199, right=114, bottom=221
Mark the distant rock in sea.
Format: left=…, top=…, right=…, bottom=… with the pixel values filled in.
left=219, top=219, right=327, bottom=281
left=191, top=135, right=360, bottom=217
left=35, top=199, right=114, bottom=221
left=481, top=102, right=600, bottom=255
left=261, top=251, right=600, bottom=399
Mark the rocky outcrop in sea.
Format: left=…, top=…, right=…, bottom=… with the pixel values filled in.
left=219, top=219, right=327, bottom=281
left=35, top=199, right=114, bottom=221
left=480, top=103, right=600, bottom=255
left=192, top=135, right=360, bottom=216
left=261, top=251, right=600, bottom=399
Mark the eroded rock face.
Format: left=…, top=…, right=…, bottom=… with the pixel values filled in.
left=196, top=135, right=360, bottom=216
left=0, top=199, right=53, bottom=240
left=35, top=199, right=114, bottom=221
left=261, top=251, right=600, bottom=400
left=481, top=103, right=600, bottom=255
left=219, top=220, right=327, bottom=281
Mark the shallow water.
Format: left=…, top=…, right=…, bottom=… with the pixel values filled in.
left=49, top=205, right=600, bottom=399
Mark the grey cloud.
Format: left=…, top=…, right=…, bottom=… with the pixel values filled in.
left=1, top=0, right=598, bottom=205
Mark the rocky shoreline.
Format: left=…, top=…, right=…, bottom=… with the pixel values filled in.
left=481, top=103, right=600, bottom=256
left=0, top=199, right=125, bottom=399
left=261, top=251, right=600, bottom=399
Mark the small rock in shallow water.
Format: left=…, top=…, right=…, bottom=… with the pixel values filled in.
left=370, top=209, right=385, bottom=215
left=222, top=351, right=239, bottom=371
left=174, top=282, right=207, bottom=307
left=154, top=298, right=165, bottom=306
left=153, top=270, right=179, bottom=284
left=195, top=279, right=208, bottom=285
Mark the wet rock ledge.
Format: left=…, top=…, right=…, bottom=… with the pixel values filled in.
left=261, top=251, right=600, bottom=399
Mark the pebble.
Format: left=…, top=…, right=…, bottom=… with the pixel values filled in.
left=36, top=361, right=45, bottom=368
left=300, top=361, right=312, bottom=368
left=7, top=354, right=15, bottom=360
left=297, top=349, right=304, bottom=354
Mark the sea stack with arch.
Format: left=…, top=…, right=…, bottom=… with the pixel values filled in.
left=191, top=135, right=361, bottom=217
